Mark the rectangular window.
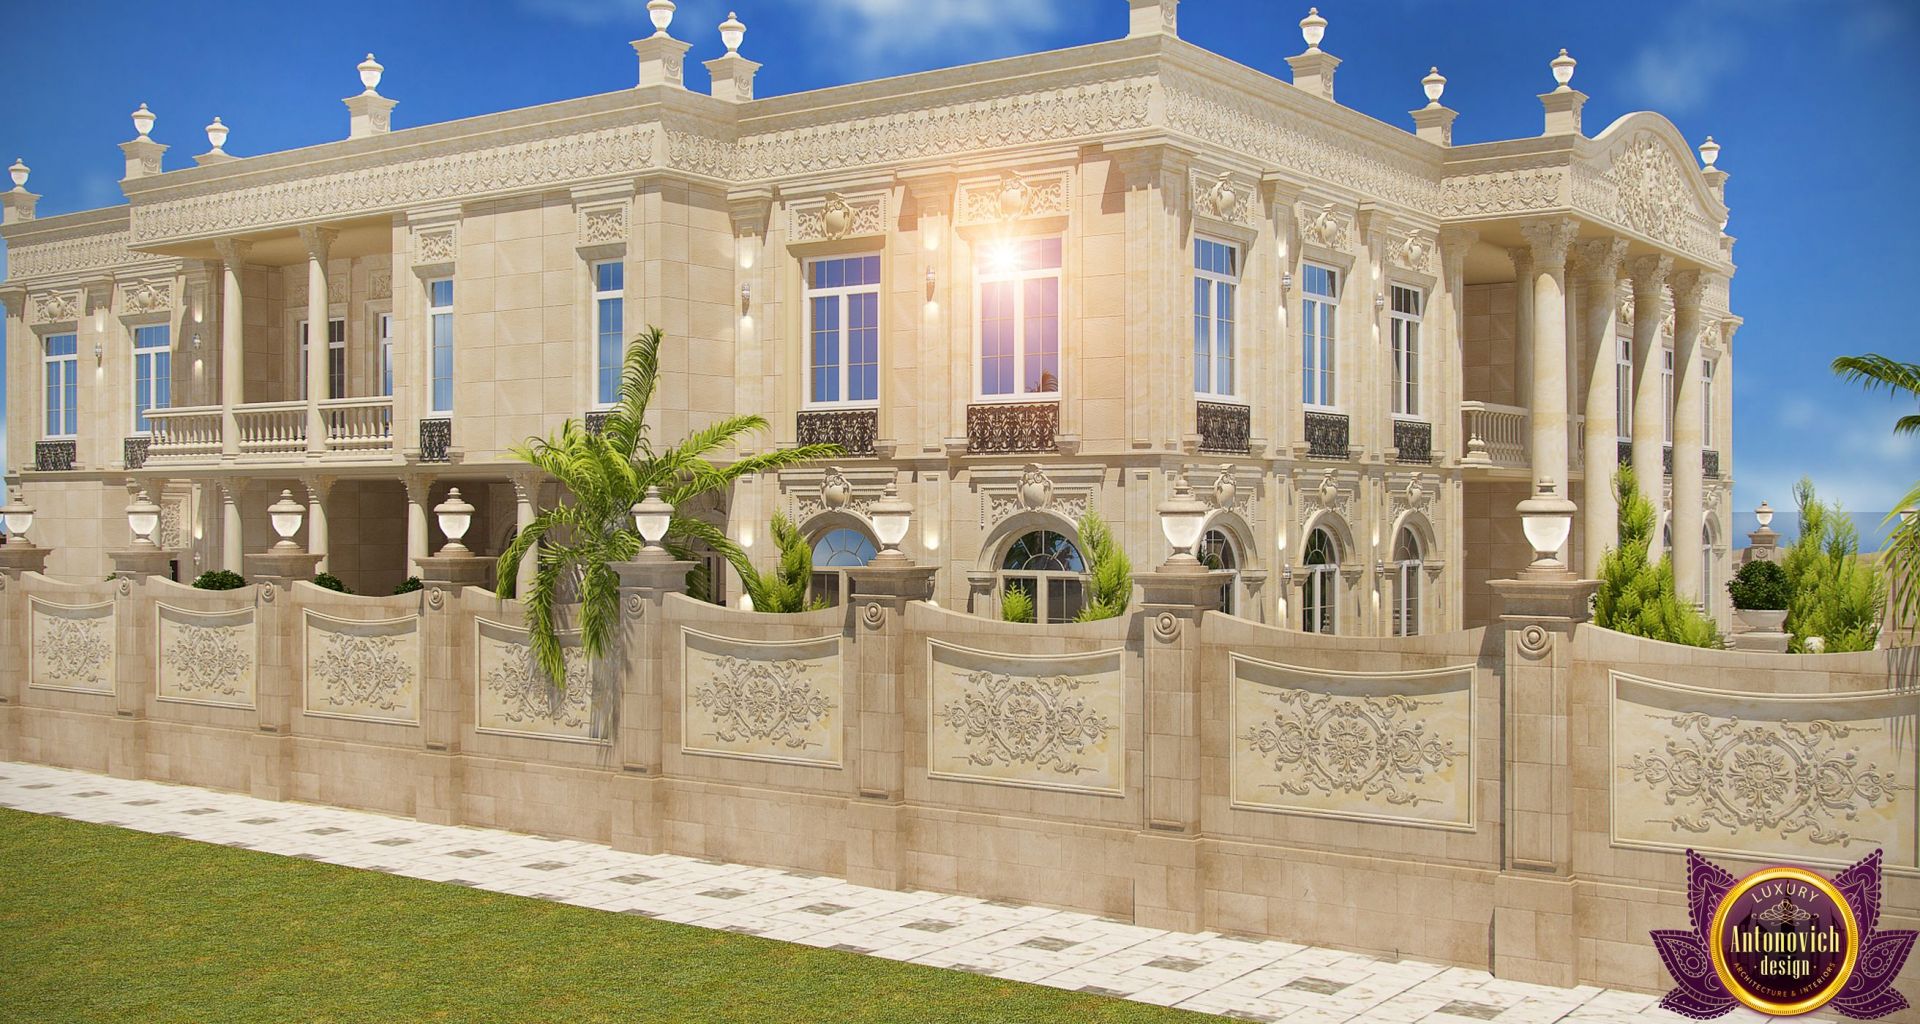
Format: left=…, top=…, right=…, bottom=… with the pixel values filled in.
left=132, top=324, right=172, bottom=434
left=593, top=261, right=625, bottom=406
left=976, top=237, right=1062, bottom=398
left=1701, top=357, right=1715, bottom=448
left=1389, top=284, right=1422, bottom=417
left=428, top=278, right=454, bottom=414
left=1193, top=238, right=1238, bottom=398
left=1301, top=263, right=1338, bottom=408
left=805, top=254, right=881, bottom=406
left=378, top=313, right=394, bottom=397
left=1661, top=345, right=1675, bottom=446
left=44, top=333, right=79, bottom=438
left=298, top=318, right=346, bottom=400
left=1615, top=336, right=1633, bottom=440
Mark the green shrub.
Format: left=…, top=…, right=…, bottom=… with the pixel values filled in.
left=1781, top=478, right=1883, bottom=652
left=1726, top=560, right=1790, bottom=611
left=1593, top=467, right=1721, bottom=648
left=313, top=572, right=352, bottom=594
left=191, top=570, right=246, bottom=591
left=736, top=513, right=825, bottom=613
left=1072, top=510, right=1133, bottom=622
left=1000, top=584, right=1035, bottom=624
left=392, top=576, right=424, bottom=595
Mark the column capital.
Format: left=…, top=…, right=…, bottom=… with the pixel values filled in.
left=508, top=471, right=544, bottom=502
left=299, top=474, right=336, bottom=499
left=402, top=475, right=432, bottom=504
left=297, top=225, right=339, bottom=261
left=1506, top=245, right=1533, bottom=275
left=1575, top=237, right=1629, bottom=282
left=1626, top=253, right=1672, bottom=292
left=211, top=238, right=251, bottom=265
left=1669, top=268, right=1706, bottom=311
left=1518, top=217, right=1578, bottom=271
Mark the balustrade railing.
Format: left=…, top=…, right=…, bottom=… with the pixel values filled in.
left=1460, top=402, right=1527, bottom=468
left=235, top=401, right=309, bottom=456
left=321, top=397, right=395, bottom=454
left=146, top=406, right=224, bottom=462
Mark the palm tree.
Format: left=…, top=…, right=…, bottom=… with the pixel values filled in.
left=1831, top=354, right=1920, bottom=625
left=498, top=327, right=840, bottom=685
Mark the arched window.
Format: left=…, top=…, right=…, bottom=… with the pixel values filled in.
left=1302, top=527, right=1338, bottom=634
left=809, top=528, right=877, bottom=607
left=1199, top=528, right=1239, bottom=616
left=1392, top=528, right=1423, bottom=637
left=1701, top=524, right=1714, bottom=609
left=1000, top=530, right=1087, bottom=623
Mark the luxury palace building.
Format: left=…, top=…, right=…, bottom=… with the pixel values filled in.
left=1, top=0, right=1738, bottom=633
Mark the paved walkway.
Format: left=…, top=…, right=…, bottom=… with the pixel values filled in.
left=0, top=760, right=1796, bottom=1023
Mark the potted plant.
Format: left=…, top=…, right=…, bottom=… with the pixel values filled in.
left=1726, top=559, right=1789, bottom=634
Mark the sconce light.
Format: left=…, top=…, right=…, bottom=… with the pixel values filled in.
left=191, top=333, right=203, bottom=352
left=1281, top=271, right=1294, bottom=292
left=1281, top=564, right=1294, bottom=587
left=94, top=342, right=104, bottom=365
left=267, top=490, right=305, bottom=551
left=925, top=265, right=936, bottom=298
left=434, top=488, right=475, bottom=556
left=739, top=281, right=751, bottom=311
left=1374, top=292, right=1387, bottom=313
left=1373, top=557, right=1386, bottom=580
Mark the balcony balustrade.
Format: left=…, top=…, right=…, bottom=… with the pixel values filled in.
left=1302, top=411, right=1350, bottom=460
left=235, top=401, right=309, bottom=457
left=142, top=398, right=398, bottom=466
left=1196, top=401, right=1251, bottom=455
left=146, top=407, right=224, bottom=462
left=321, top=397, right=395, bottom=455
left=1459, top=402, right=1527, bottom=468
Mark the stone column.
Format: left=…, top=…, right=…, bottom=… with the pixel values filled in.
left=1577, top=239, right=1627, bottom=575
left=404, top=477, right=430, bottom=577
left=1508, top=247, right=1534, bottom=412
left=901, top=171, right=955, bottom=456
left=247, top=552, right=315, bottom=801
left=1134, top=566, right=1229, bottom=932
left=1627, top=256, right=1671, bottom=517
left=107, top=573, right=152, bottom=779
left=300, top=226, right=338, bottom=455
left=510, top=472, right=539, bottom=598
left=1439, top=229, right=1477, bottom=460
left=843, top=562, right=939, bottom=890
left=1670, top=270, right=1707, bottom=602
left=213, top=239, right=249, bottom=457
left=609, top=552, right=695, bottom=854
left=414, top=552, right=489, bottom=825
left=1486, top=574, right=1598, bottom=987
left=302, top=475, right=332, bottom=574
left=221, top=480, right=245, bottom=573
left=1519, top=218, right=1579, bottom=514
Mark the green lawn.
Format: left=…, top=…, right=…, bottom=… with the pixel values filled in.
left=0, top=808, right=1212, bottom=1023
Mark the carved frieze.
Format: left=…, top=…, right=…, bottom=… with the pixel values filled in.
left=474, top=618, right=601, bottom=744
left=956, top=170, right=1070, bottom=226
left=980, top=463, right=1090, bottom=529
left=1438, top=165, right=1563, bottom=218
left=29, top=598, right=116, bottom=695
left=157, top=604, right=256, bottom=709
left=132, top=123, right=656, bottom=244
left=1231, top=654, right=1477, bottom=829
left=29, top=290, right=81, bottom=325
left=789, top=191, right=886, bottom=242
left=8, top=230, right=143, bottom=280
left=927, top=639, right=1125, bottom=795
left=303, top=610, right=421, bottom=725
left=682, top=627, right=842, bottom=768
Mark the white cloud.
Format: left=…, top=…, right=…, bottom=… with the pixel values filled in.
left=1625, top=0, right=1910, bottom=113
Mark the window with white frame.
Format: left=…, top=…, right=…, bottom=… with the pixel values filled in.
left=1301, top=263, right=1338, bottom=408
left=1193, top=238, right=1238, bottom=398
left=999, top=529, right=1087, bottom=623
left=1389, top=284, right=1422, bottom=417
left=131, top=324, right=171, bottom=434
left=808, top=527, right=878, bottom=608
left=378, top=313, right=394, bottom=397
left=44, top=333, right=79, bottom=438
left=593, top=260, right=625, bottom=407
left=1615, top=336, right=1633, bottom=441
left=428, top=278, right=454, bottom=414
left=1702, top=357, right=1716, bottom=449
left=806, top=254, right=881, bottom=406
left=1392, top=527, right=1422, bottom=637
left=977, top=237, right=1062, bottom=399
left=1661, top=344, right=1675, bottom=447
left=298, top=318, right=346, bottom=401
left=1701, top=525, right=1714, bottom=606
left=1199, top=528, right=1239, bottom=616
left=1301, top=526, right=1338, bottom=634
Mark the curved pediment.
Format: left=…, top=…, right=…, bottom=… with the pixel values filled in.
left=1579, top=112, right=1727, bottom=264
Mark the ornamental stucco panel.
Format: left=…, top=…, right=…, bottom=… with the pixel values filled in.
left=1230, top=654, right=1476, bottom=830
left=29, top=598, right=116, bottom=695
left=474, top=618, right=602, bottom=744
left=927, top=639, right=1125, bottom=796
left=681, top=627, right=842, bottom=768
left=302, top=610, right=421, bottom=725
left=1610, top=672, right=1916, bottom=870
left=155, top=604, right=256, bottom=710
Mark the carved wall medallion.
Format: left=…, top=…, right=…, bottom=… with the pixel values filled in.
left=367, top=270, right=393, bottom=301
left=1297, top=202, right=1352, bottom=251
left=1191, top=170, right=1249, bottom=225
left=979, top=463, right=1091, bottom=529
left=156, top=604, right=256, bottom=709
left=120, top=279, right=173, bottom=315
left=29, top=598, right=116, bottom=695
left=474, top=618, right=601, bottom=744
left=956, top=170, right=1070, bottom=226
left=681, top=628, right=842, bottom=767
left=1610, top=672, right=1916, bottom=868
left=29, top=290, right=81, bottom=325
left=820, top=467, right=854, bottom=510
left=790, top=191, right=885, bottom=242
left=1231, top=654, right=1476, bottom=829
left=1389, top=230, right=1437, bottom=275
left=928, top=640, right=1125, bottom=795
left=303, top=610, right=421, bottom=725
left=414, top=227, right=457, bottom=265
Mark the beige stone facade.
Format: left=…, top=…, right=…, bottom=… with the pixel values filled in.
left=3, top=2, right=1737, bottom=631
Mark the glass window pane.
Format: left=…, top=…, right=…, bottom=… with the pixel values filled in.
left=431, top=312, right=454, bottom=412
left=596, top=261, right=623, bottom=293
left=429, top=279, right=453, bottom=307
left=981, top=281, right=1014, bottom=395
left=1193, top=278, right=1210, bottom=393
left=811, top=295, right=840, bottom=403
left=848, top=292, right=878, bottom=402
left=1024, top=278, right=1059, bottom=393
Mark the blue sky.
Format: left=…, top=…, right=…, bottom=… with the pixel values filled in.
left=3, top=0, right=1917, bottom=547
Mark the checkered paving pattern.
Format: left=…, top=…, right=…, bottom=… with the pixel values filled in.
left=0, top=761, right=1812, bottom=1023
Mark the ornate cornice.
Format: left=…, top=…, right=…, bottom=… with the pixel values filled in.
left=7, top=229, right=154, bottom=281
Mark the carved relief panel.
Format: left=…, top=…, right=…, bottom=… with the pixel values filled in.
left=302, top=610, right=421, bottom=725
left=29, top=598, right=116, bottom=695
left=927, top=639, right=1125, bottom=796
left=474, top=618, right=601, bottom=744
left=788, top=190, right=888, bottom=243
left=955, top=169, right=1071, bottom=227
left=681, top=627, right=843, bottom=768
left=156, top=604, right=256, bottom=709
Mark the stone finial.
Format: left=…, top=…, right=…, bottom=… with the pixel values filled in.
left=344, top=53, right=398, bottom=139
left=1125, top=0, right=1179, bottom=38
left=7, top=158, right=27, bottom=191
left=1410, top=67, right=1456, bottom=145
left=1287, top=8, right=1340, bottom=101
left=647, top=0, right=676, bottom=36
left=702, top=11, right=760, bottom=102
left=357, top=53, right=384, bottom=94
left=196, top=117, right=235, bottom=165
left=1550, top=48, right=1576, bottom=91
